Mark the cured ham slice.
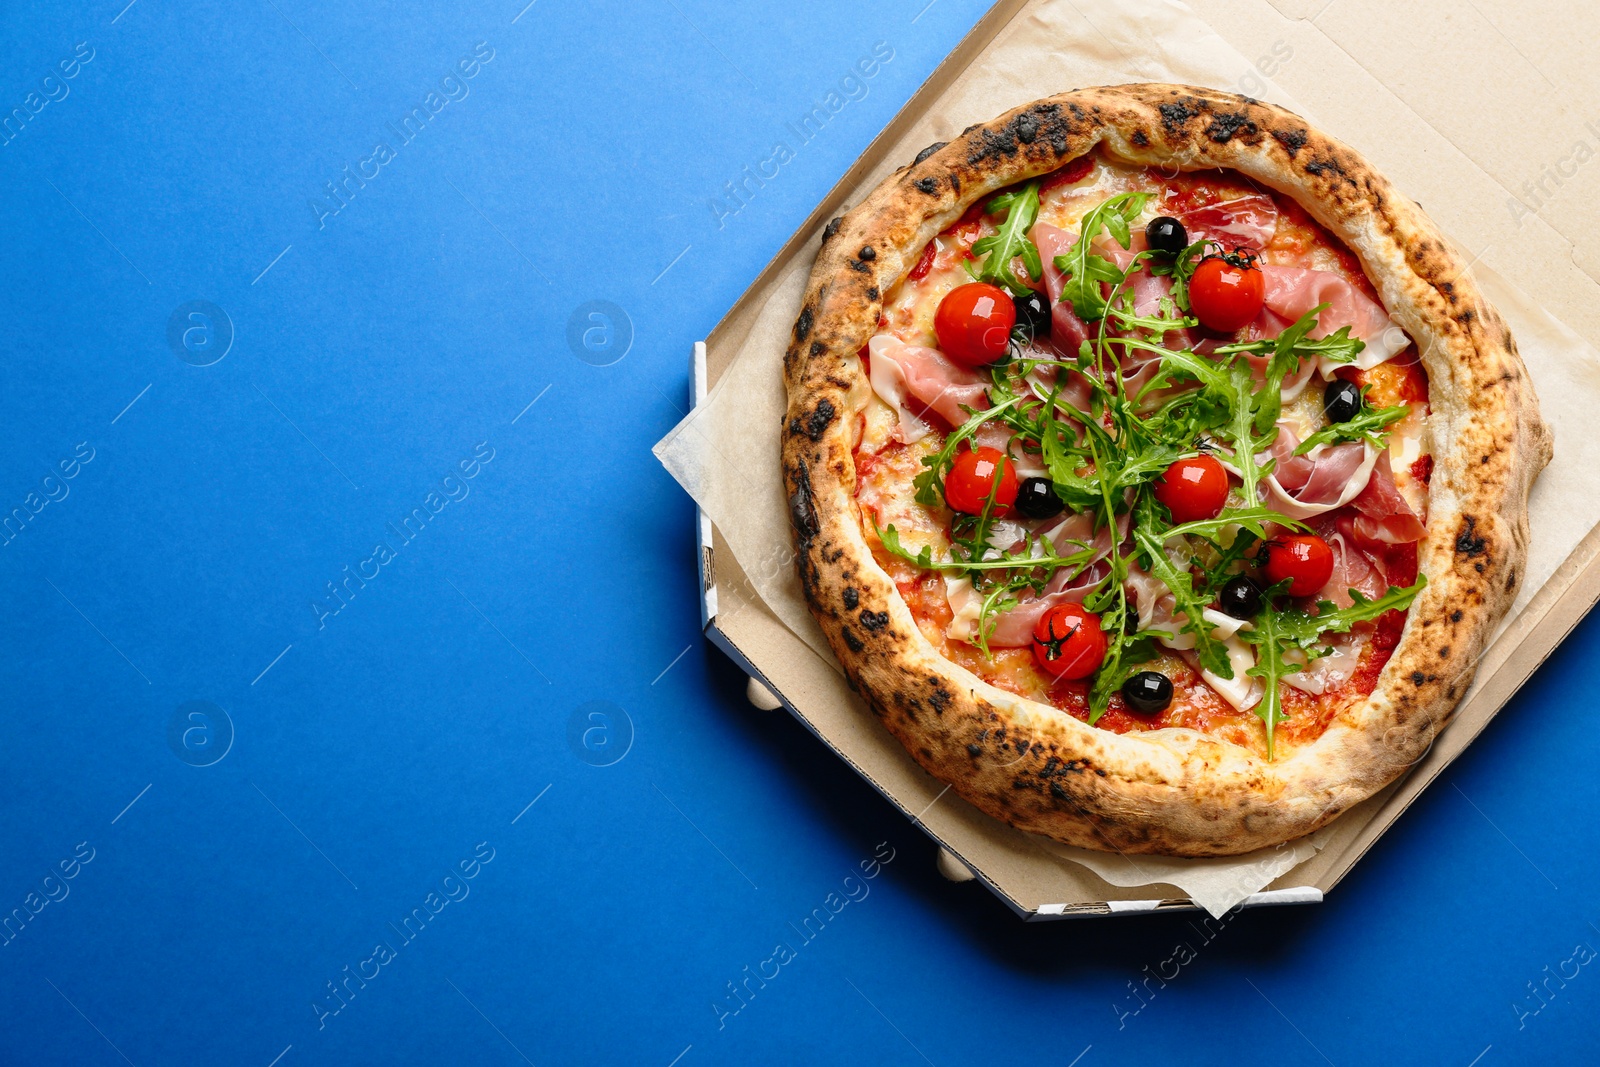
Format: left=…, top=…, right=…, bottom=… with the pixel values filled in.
left=867, top=334, right=990, bottom=440
left=1348, top=451, right=1426, bottom=545
left=1031, top=223, right=1095, bottom=356
left=1257, top=422, right=1380, bottom=520
left=1171, top=194, right=1278, bottom=250
left=1032, top=224, right=1187, bottom=397
left=1259, top=265, right=1409, bottom=373
left=1314, top=515, right=1389, bottom=608
left=945, top=511, right=1124, bottom=647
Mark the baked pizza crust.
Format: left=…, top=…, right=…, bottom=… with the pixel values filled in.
left=781, top=84, right=1551, bottom=857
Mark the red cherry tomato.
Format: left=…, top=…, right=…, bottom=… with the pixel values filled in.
left=943, top=447, right=1018, bottom=515
left=1153, top=455, right=1230, bottom=524
left=934, top=282, right=1016, bottom=367
left=1032, top=603, right=1108, bottom=679
left=1189, top=254, right=1265, bottom=332
left=1262, top=534, right=1336, bottom=597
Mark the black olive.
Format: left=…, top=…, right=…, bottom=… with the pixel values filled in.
left=1145, top=216, right=1188, bottom=257
left=1013, top=291, right=1051, bottom=343
left=1122, top=671, right=1173, bottom=714
left=1014, top=476, right=1064, bottom=519
left=1323, top=379, right=1363, bottom=423
left=1217, top=575, right=1263, bottom=619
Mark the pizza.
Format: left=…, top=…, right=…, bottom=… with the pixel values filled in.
left=780, top=85, right=1550, bottom=857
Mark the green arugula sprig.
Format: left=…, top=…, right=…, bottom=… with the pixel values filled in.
left=1053, top=192, right=1152, bottom=320
left=1130, top=498, right=1232, bottom=678
left=969, top=181, right=1042, bottom=297
left=1242, top=576, right=1427, bottom=756
left=1295, top=402, right=1410, bottom=455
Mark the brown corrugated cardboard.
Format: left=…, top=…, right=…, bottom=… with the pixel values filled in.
left=672, top=0, right=1600, bottom=917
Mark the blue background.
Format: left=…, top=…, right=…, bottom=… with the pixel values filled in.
left=1, top=0, right=1595, bottom=1064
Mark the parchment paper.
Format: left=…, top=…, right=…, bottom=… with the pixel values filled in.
left=653, top=0, right=1600, bottom=917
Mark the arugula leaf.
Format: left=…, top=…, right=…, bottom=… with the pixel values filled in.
left=1146, top=239, right=1208, bottom=312
left=1213, top=322, right=1366, bottom=369
left=1131, top=504, right=1231, bottom=678
left=1053, top=192, right=1152, bottom=321
left=1219, top=359, right=1273, bottom=509
left=1243, top=603, right=1296, bottom=759
left=1239, top=575, right=1426, bottom=758
left=1275, top=576, right=1428, bottom=647
left=969, top=181, right=1043, bottom=297
left=875, top=521, right=1097, bottom=576
left=1164, top=505, right=1305, bottom=543
left=1294, top=403, right=1410, bottom=455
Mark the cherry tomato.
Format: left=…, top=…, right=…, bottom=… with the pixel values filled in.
left=1153, top=455, right=1230, bottom=524
left=1189, top=254, right=1265, bottom=332
left=934, top=282, right=1016, bottom=366
left=943, top=447, right=1018, bottom=515
left=1262, top=534, right=1336, bottom=597
left=1032, top=603, right=1108, bottom=679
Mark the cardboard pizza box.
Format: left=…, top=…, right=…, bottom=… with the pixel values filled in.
left=679, top=0, right=1600, bottom=917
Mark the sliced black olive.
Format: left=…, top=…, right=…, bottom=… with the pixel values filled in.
left=1122, top=671, right=1173, bottom=714
left=1145, top=216, right=1188, bottom=257
left=1013, top=291, right=1051, bottom=343
left=1323, top=379, right=1363, bottom=423
left=1014, top=476, right=1064, bottom=519
left=1217, top=575, right=1263, bottom=619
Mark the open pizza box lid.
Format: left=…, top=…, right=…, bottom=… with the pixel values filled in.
left=665, top=0, right=1600, bottom=917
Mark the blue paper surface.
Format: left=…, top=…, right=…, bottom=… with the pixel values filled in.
left=1, top=0, right=1596, bottom=1063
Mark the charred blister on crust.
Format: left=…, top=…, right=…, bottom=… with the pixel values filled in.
left=858, top=609, right=889, bottom=632
left=1455, top=515, right=1487, bottom=556
left=822, top=217, right=842, bottom=243
left=1158, top=98, right=1201, bottom=133
left=794, top=306, right=813, bottom=341
left=788, top=398, right=837, bottom=442
left=913, top=141, right=947, bottom=165
left=858, top=246, right=876, bottom=261
left=842, top=587, right=858, bottom=610
left=1205, top=110, right=1259, bottom=144
left=1271, top=127, right=1308, bottom=157
left=786, top=462, right=818, bottom=546
left=915, top=176, right=939, bottom=194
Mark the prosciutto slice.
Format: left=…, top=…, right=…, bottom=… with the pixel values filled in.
left=947, top=511, right=1125, bottom=648
left=1259, top=266, right=1409, bottom=373
left=1032, top=223, right=1188, bottom=398
left=1031, top=223, right=1096, bottom=357
left=1314, top=514, right=1389, bottom=608
left=1171, top=194, right=1278, bottom=249
left=1258, top=422, right=1380, bottom=521
left=867, top=333, right=990, bottom=441
left=1348, top=451, right=1426, bottom=545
